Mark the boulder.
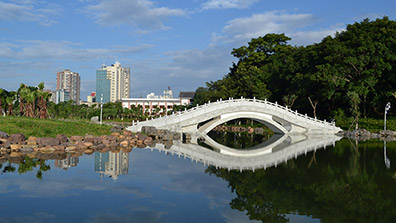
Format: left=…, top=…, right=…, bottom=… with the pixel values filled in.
left=122, top=130, right=133, bottom=137
left=65, top=146, right=77, bottom=152
left=83, top=142, right=94, bottom=148
left=84, top=149, right=94, bottom=155
left=70, top=136, right=83, bottom=143
left=91, top=116, right=99, bottom=122
left=56, top=134, right=69, bottom=143
left=9, top=133, right=25, bottom=144
left=37, top=137, right=60, bottom=147
left=120, top=140, right=129, bottom=147
left=20, top=147, right=34, bottom=153
left=111, top=132, right=120, bottom=137
left=141, top=126, right=157, bottom=136
left=110, top=125, right=124, bottom=133
left=10, top=144, right=21, bottom=151
left=39, top=147, right=55, bottom=153
left=0, top=131, right=10, bottom=139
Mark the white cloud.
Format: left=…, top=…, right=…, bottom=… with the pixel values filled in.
left=216, top=11, right=343, bottom=46
left=85, top=0, right=187, bottom=32
left=0, top=1, right=60, bottom=26
left=0, top=40, right=153, bottom=60
left=202, top=0, right=259, bottom=10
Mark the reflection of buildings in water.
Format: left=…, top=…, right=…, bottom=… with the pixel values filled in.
left=94, top=151, right=129, bottom=180
left=55, top=154, right=79, bottom=170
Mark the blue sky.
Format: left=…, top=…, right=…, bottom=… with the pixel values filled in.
left=0, top=0, right=394, bottom=100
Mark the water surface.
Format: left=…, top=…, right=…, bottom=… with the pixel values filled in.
left=1, top=138, right=395, bottom=223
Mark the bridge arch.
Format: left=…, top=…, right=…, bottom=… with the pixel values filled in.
left=197, top=111, right=289, bottom=134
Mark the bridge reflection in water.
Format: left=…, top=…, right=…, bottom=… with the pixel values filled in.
left=146, top=134, right=342, bottom=171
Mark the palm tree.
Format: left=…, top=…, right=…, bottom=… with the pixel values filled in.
left=36, top=82, right=50, bottom=119
left=18, top=84, right=29, bottom=116
left=0, top=88, right=5, bottom=116
left=6, top=92, right=16, bottom=116
left=25, top=90, right=36, bottom=117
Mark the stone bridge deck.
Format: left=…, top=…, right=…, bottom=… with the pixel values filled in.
left=127, top=98, right=342, bottom=135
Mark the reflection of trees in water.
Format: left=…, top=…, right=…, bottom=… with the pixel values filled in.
left=207, top=131, right=272, bottom=149
left=208, top=118, right=274, bottom=149
left=1, top=156, right=50, bottom=180
left=206, top=139, right=396, bottom=223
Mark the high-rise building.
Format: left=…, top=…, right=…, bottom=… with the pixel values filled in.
left=96, top=61, right=130, bottom=103
left=56, top=69, right=80, bottom=104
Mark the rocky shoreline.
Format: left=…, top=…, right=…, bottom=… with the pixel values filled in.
left=0, top=130, right=155, bottom=162
left=336, top=129, right=396, bottom=141
left=0, top=126, right=186, bottom=163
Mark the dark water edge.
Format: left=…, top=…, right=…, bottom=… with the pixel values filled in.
left=207, top=130, right=274, bottom=149
left=0, top=138, right=395, bottom=223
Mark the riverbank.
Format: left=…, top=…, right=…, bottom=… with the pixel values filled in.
left=336, top=129, right=396, bottom=141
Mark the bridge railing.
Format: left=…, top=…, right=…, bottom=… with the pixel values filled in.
left=131, top=97, right=336, bottom=128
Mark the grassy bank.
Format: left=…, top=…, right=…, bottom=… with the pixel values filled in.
left=336, top=117, right=396, bottom=132
left=0, top=116, right=112, bottom=138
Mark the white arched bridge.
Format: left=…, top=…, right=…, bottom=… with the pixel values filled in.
left=127, top=97, right=342, bottom=136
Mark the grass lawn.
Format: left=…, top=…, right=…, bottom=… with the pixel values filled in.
left=0, top=116, right=112, bottom=138
left=336, top=117, right=396, bottom=132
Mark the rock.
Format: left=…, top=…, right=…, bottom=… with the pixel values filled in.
left=120, top=140, right=129, bottom=147
left=26, top=153, right=38, bottom=159
left=83, top=135, right=95, bottom=142
left=0, top=131, right=9, bottom=139
left=56, top=134, right=68, bottom=143
left=24, top=144, right=38, bottom=149
left=83, top=142, right=93, bottom=148
left=39, top=147, right=55, bottom=153
left=111, top=132, right=120, bottom=137
left=122, top=130, right=133, bottom=137
left=9, top=133, right=25, bottom=143
left=20, top=147, right=34, bottom=153
left=1, top=140, right=11, bottom=148
left=91, top=116, right=99, bottom=122
left=70, top=136, right=83, bottom=143
left=37, top=137, right=60, bottom=147
left=137, top=133, right=147, bottom=141
left=144, top=138, right=153, bottom=146
left=77, top=143, right=88, bottom=150
left=108, top=135, right=117, bottom=142
left=110, top=125, right=124, bottom=133
left=84, top=149, right=94, bottom=155
left=10, top=144, right=21, bottom=151
left=65, top=146, right=77, bottom=152
left=10, top=152, right=23, bottom=157
left=53, top=145, right=65, bottom=150
left=121, top=147, right=132, bottom=153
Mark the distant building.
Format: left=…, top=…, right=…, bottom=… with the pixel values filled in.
left=121, top=88, right=194, bottom=114
left=87, top=92, right=96, bottom=103
left=96, top=61, right=130, bottom=103
left=55, top=89, right=70, bottom=104
left=179, top=91, right=195, bottom=105
left=56, top=69, right=80, bottom=104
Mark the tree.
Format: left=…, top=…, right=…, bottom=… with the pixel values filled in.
left=0, top=88, right=5, bottom=116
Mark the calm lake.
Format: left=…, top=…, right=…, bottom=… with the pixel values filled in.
left=1, top=132, right=396, bottom=223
